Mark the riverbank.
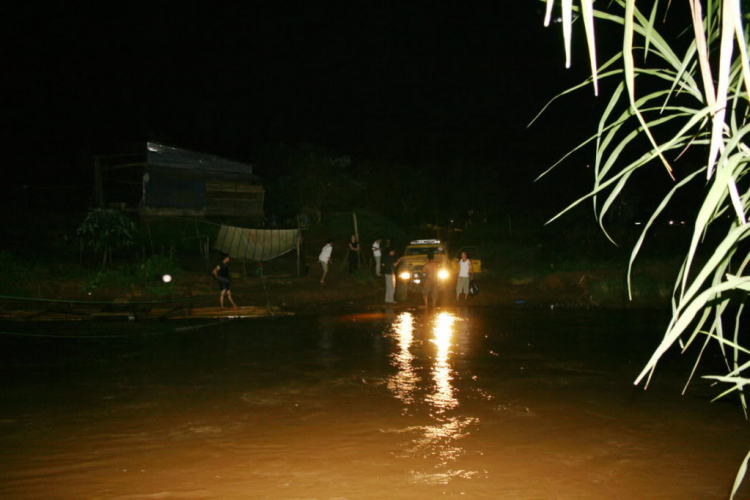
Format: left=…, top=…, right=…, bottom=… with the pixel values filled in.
left=0, top=256, right=674, bottom=319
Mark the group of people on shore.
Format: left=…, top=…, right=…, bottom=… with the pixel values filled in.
left=318, top=236, right=474, bottom=306
left=318, top=236, right=393, bottom=283
left=211, top=237, right=473, bottom=310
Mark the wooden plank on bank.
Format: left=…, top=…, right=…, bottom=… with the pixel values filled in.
left=157, top=305, right=192, bottom=320
left=180, top=305, right=292, bottom=319
left=23, top=309, right=51, bottom=320
left=0, top=305, right=291, bottom=322
left=0, top=309, right=90, bottom=321
left=90, top=312, right=138, bottom=321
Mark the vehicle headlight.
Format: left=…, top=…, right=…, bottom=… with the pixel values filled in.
left=399, top=271, right=411, bottom=280
left=438, top=269, right=450, bottom=280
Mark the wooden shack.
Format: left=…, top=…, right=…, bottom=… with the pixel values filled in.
left=96, top=142, right=264, bottom=222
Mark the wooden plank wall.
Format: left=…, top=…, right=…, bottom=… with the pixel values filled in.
left=204, top=181, right=264, bottom=218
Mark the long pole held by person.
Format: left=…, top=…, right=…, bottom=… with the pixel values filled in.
left=352, top=212, right=363, bottom=266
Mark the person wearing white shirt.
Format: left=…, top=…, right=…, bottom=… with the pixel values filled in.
left=456, top=251, right=473, bottom=300
left=382, top=248, right=402, bottom=304
left=372, top=238, right=382, bottom=276
left=319, top=239, right=333, bottom=284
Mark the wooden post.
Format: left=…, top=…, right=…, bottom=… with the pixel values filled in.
left=296, top=216, right=302, bottom=277
left=147, top=220, right=155, bottom=256
left=205, top=237, right=210, bottom=273
left=352, top=212, right=363, bottom=266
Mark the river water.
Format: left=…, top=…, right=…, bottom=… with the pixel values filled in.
left=0, top=308, right=747, bottom=499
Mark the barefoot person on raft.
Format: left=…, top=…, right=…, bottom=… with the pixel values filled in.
left=212, top=254, right=238, bottom=310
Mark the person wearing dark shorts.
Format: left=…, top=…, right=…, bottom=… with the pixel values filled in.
left=421, top=253, right=439, bottom=308
left=348, top=235, right=360, bottom=273
left=212, top=254, right=238, bottom=310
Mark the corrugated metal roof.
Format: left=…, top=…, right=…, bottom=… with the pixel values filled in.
left=146, top=142, right=253, bottom=175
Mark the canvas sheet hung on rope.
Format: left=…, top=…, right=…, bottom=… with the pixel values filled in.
left=214, top=226, right=299, bottom=262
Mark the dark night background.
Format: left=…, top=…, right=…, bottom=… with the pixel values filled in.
left=2, top=0, right=696, bottom=236
left=2, top=2, right=615, bottom=210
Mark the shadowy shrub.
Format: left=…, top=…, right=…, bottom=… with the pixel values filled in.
left=586, top=274, right=672, bottom=307
left=0, top=251, right=29, bottom=295
left=135, top=218, right=218, bottom=256
left=307, top=210, right=408, bottom=260
left=351, top=267, right=379, bottom=285
left=82, top=268, right=135, bottom=294
left=81, top=256, right=181, bottom=295
left=136, top=255, right=181, bottom=284
left=77, top=209, right=136, bottom=265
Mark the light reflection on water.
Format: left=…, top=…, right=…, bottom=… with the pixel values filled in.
left=386, top=311, right=419, bottom=406
left=386, top=310, right=462, bottom=413
left=385, top=310, right=476, bottom=479
left=427, top=311, right=459, bottom=412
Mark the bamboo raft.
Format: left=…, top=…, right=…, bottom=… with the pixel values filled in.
left=0, top=305, right=292, bottom=322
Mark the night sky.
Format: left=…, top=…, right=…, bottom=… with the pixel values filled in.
left=3, top=2, right=618, bottom=208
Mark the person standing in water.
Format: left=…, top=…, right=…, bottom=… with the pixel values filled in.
left=382, top=247, right=402, bottom=304
left=212, top=254, right=238, bottom=310
left=422, top=252, right=440, bottom=308
left=455, top=251, right=473, bottom=301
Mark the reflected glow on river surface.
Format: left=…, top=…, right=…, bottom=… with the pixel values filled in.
left=387, top=311, right=473, bottom=475
left=387, top=311, right=417, bottom=406
left=427, top=311, right=459, bottom=413
left=0, top=308, right=747, bottom=499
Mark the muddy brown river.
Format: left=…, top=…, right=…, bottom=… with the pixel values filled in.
left=0, top=307, right=747, bottom=499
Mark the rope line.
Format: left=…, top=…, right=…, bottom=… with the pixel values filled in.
left=0, top=282, right=270, bottom=306
left=0, top=330, right=175, bottom=339
left=0, top=320, right=234, bottom=339
left=0, top=294, right=211, bottom=305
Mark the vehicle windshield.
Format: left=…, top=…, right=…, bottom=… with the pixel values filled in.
left=405, top=246, right=444, bottom=256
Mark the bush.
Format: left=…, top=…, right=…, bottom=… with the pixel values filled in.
left=136, top=255, right=181, bottom=284
left=0, top=251, right=28, bottom=295
left=351, top=267, right=379, bottom=285
left=307, top=210, right=408, bottom=258
left=81, top=256, right=181, bottom=295
left=82, top=268, right=135, bottom=294
left=77, top=209, right=136, bottom=265
left=134, top=218, right=217, bottom=255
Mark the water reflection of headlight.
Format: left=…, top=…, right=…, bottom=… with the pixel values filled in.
left=429, top=311, right=458, bottom=411
left=399, top=271, right=411, bottom=280
left=438, top=269, right=449, bottom=280
left=387, top=312, right=418, bottom=405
